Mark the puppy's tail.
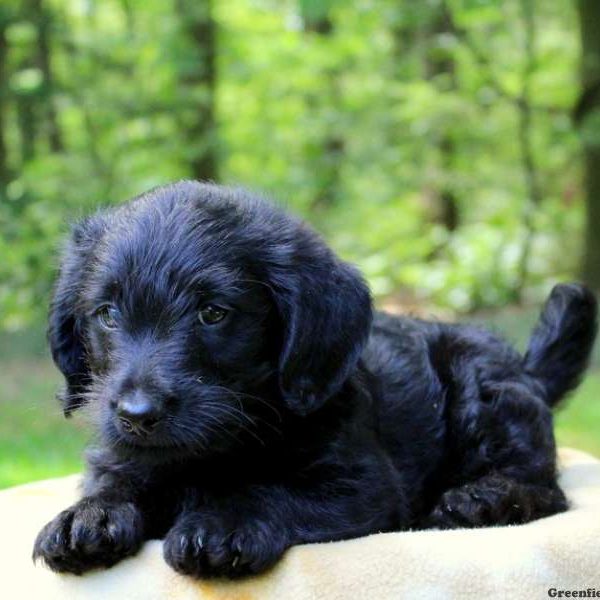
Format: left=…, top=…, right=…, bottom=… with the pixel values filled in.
left=524, top=283, right=597, bottom=408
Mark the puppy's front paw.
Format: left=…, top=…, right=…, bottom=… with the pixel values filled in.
left=163, top=511, right=290, bottom=578
left=33, top=498, right=144, bottom=574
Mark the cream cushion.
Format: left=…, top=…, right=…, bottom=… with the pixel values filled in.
left=0, top=448, right=599, bottom=600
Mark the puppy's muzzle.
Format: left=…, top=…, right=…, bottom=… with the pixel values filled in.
left=116, top=390, right=165, bottom=437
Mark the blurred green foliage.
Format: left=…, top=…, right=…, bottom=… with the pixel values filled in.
left=0, top=1, right=599, bottom=487
left=0, top=0, right=590, bottom=332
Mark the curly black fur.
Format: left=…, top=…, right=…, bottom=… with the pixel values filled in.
left=33, top=181, right=598, bottom=578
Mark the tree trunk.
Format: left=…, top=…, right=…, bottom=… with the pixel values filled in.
left=578, top=0, right=600, bottom=291
left=176, top=0, right=218, bottom=182
left=0, top=21, right=9, bottom=193
left=17, top=95, right=37, bottom=164
left=31, top=0, right=63, bottom=152
left=514, top=0, right=542, bottom=301
left=303, top=12, right=344, bottom=210
left=119, top=0, right=135, bottom=38
left=425, top=2, right=460, bottom=232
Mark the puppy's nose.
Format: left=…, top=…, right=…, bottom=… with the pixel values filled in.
left=116, top=391, right=164, bottom=436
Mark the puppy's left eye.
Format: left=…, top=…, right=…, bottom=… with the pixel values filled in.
left=198, top=304, right=228, bottom=325
left=95, top=304, right=120, bottom=330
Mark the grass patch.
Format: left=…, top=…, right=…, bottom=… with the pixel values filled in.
left=0, top=360, right=89, bottom=489
left=555, top=371, right=600, bottom=457
left=469, top=304, right=600, bottom=370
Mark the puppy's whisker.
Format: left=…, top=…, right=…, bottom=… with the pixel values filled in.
left=186, top=410, right=247, bottom=447
left=205, top=382, right=283, bottom=423
left=201, top=404, right=269, bottom=447
left=184, top=400, right=269, bottom=448
left=202, top=387, right=284, bottom=440
left=165, top=417, right=209, bottom=451
left=206, top=408, right=267, bottom=446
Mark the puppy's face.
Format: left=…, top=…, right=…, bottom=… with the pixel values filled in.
left=82, top=230, right=277, bottom=458
left=48, top=182, right=372, bottom=461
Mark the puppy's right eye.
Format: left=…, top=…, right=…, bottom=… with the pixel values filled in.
left=95, top=305, right=120, bottom=330
left=198, top=304, right=228, bottom=325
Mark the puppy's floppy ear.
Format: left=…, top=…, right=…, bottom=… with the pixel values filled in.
left=48, top=215, right=106, bottom=417
left=269, top=235, right=372, bottom=416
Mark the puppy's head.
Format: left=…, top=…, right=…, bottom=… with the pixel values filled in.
left=49, top=182, right=371, bottom=459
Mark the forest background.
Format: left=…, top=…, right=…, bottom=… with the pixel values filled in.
left=1, top=0, right=599, bottom=488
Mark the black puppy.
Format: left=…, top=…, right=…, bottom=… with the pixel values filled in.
left=33, top=181, right=597, bottom=578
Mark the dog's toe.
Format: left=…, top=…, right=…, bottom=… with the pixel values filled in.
left=163, top=512, right=289, bottom=578
left=33, top=499, right=144, bottom=574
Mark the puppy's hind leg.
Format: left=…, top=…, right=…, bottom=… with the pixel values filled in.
left=422, top=378, right=567, bottom=529
left=420, top=474, right=567, bottom=529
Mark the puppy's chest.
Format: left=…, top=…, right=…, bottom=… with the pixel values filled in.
left=150, top=451, right=293, bottom=493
